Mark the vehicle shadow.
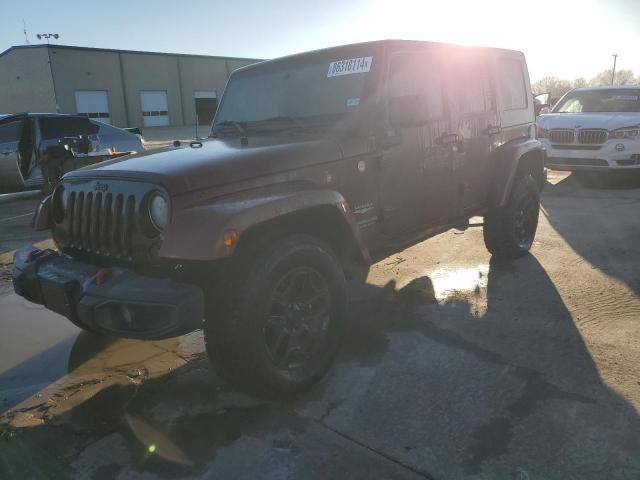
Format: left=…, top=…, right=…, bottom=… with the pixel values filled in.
left=572, top=171, right=640, bottom=190
left=1, top=255, right=639, bottom=479
left=341, top=255, right=640, bottom=476
left=542, top=171, right=640, bottom=295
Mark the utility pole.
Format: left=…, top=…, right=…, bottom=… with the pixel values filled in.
left=23, top=20, right=30, bottom=44
left=611, top=53, right=618, bottom=85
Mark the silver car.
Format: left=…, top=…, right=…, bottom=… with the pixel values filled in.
left=0, top=113, right=144, bottom=192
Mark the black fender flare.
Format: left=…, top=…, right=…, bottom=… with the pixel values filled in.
left=489, top=138, right=544, bottom=208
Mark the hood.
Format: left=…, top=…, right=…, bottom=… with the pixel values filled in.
left=65, top=135, right=344, bottom=195
left=538, top=112, right=640, bottom=131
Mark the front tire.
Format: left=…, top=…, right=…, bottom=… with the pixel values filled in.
left=484, top=174, right=540, bottom=259
left=204, top=235, right=347, bottom=397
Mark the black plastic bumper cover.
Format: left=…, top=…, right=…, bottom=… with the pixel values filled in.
left=12, top=246, right=204, bottom=340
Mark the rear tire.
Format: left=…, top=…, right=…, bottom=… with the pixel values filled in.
left=484, top=174, right=540, bottom=259
left=204, top=235, right=347, bottom=397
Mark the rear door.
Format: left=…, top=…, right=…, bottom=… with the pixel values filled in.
left=379, top=48, right=453, bottom=234
left=445, top=49, right=497, bottom=215
left=493, top=53, right=534, bottom=144
left=0, top=119, right=26, bottom=189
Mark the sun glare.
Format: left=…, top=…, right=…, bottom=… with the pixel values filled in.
left=346, top=0, right=632, bottom=81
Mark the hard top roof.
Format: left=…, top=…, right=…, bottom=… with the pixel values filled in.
left=572, top=85, right=640, bottom=91
left=232, top=39, right=524, bottom=74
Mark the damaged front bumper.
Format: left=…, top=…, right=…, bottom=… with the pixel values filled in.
left=12, top=246, right=204, bottom=339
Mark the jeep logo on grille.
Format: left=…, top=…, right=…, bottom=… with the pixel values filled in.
left=94, top=181, right=109, bottom=192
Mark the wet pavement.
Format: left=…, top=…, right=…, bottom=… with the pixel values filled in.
left=1, top=171, right=640, bottom=479
left=0, top=191, right=48, bottom=255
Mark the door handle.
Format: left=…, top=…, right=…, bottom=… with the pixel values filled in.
left=482, top=125, right=501, bottom=136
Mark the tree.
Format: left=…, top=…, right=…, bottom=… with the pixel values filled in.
left=532, top=76, right=573, bottom=98
left=532, top=70, right=639, bottom=101
left=571, top=77, right=588, bottom=88
left=589, top=69, right=636, bottom=86
left=614, top=69, right=637, bottom=85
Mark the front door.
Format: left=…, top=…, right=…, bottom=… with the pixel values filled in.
left=444, top=51, right=497, bottom=215
left=0, top=119, right=26, bottom=189
left=379, top=48, right=455, bottom=235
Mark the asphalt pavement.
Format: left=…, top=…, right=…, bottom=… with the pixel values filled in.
left=0, top=171, right=639, bottom=479
left=0, top=191, right=48, bottom=254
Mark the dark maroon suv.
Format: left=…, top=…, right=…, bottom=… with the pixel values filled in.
left=13, top=40, right=544, bottom=396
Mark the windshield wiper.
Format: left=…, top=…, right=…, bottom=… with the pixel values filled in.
left=245, top=116, right=309, bottom=132
left=212, top=120, right=248, bottom=136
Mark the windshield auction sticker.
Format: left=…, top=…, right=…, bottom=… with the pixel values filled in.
left=327, top=56, right=373, bottom=77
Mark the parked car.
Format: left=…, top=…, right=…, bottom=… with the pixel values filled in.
left=13, top=40, right=543, bottom=396
left=538, top=86, right=640, bottom=173
left=0, top=113, right=144, bottom=192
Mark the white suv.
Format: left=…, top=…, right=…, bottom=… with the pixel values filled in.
left=538, top=86, right=640, bottom=172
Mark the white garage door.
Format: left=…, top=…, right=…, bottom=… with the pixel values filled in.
left=75, top=90, right=111, bottom=124
left=140, top=91, right=170, bottom=127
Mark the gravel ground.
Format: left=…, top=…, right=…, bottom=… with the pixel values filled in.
left=0, top=170, right=639, bottom=479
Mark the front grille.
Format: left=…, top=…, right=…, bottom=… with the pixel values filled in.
left=578, top=129, right=608, bottom=144
left=67, top=191, right=136, bottom=258
left=53, top=179, right=166, bottom=265
left=551, top=144, right=603, bottom=150
left=547, top=158, right=608, bottom=167
left=549, top=129, right=575, bottom=144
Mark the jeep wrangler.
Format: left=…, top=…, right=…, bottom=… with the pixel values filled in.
left=13, top=40, right=543, bottom=396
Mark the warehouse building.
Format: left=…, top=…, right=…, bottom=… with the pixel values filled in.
left=0, top=44, right=261, bottom=128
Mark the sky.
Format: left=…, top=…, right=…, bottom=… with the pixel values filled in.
left=1, top=0, right=639, bottom=83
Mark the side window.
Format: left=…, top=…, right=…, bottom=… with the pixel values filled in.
left=497, top=59, right=527, bottom=110
left=39, top=117, right=99, bottom=140
left=0, top=121, right=23, bottom=143
left=446, top=58, right=492, bottom=115
left=388, top=53, right=444, bottom=119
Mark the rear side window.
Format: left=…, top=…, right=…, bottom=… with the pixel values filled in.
left=498, top=59, right=527, bottom=110
left=446, top=57, right=493, bottom=114
left=39, top=116, right=99, bottom=140
left=388, top=53, right=444, bottom=118
left=0, top=120, right=23, bottom=143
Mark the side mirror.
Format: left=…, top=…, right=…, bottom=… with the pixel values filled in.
left=539, top=106, right=551, bottom=116
left=388, top=94, right=424, bottom=129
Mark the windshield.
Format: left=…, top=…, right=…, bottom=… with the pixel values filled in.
left=213, top=54, right=373, bottom=131
left=554, top=89, right=640, bottom=113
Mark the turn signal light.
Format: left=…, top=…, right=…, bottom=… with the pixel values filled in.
left=223, top=230, right=238, bottom=247
left=95, top=268, right=110, bottom=285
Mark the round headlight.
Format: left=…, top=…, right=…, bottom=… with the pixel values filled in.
left=149, top=193, right=169, bottom=231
